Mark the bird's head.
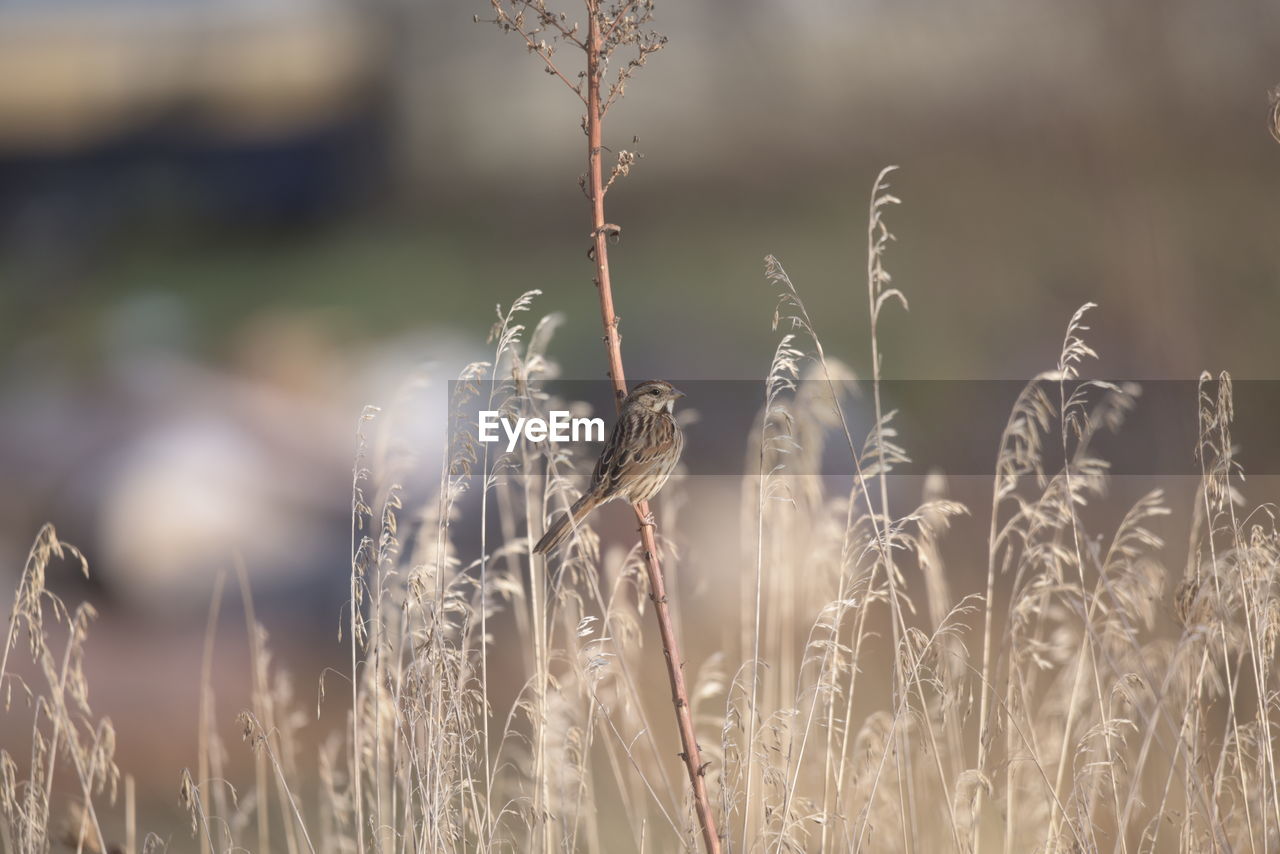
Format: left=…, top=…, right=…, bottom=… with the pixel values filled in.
left=626, top=380, right=685, bottom=414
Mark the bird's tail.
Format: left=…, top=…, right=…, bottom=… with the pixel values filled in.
left=533, top=492, right=601, bottom=554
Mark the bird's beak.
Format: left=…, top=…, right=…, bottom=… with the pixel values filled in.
left=671, top=388, right=686, bottom=399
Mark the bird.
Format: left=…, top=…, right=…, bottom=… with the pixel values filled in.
left=533, top=379, right=685, bottom=554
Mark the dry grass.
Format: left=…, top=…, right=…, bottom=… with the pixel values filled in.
left=3, top=167, right=1280, bottom=853
left=5, top=3, right=1279, bottom=852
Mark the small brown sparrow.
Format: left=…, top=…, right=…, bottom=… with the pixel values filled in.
left=533, top=380, right=685, bottom=554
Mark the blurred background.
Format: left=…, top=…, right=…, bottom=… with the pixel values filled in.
left=2, top=0, right=1279, bottom=841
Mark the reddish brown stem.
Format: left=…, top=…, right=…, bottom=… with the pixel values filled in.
left=584, top=5, right=721, bottom=852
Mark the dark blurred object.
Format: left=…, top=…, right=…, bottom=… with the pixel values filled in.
left=0, top=0, right=385, bottom=265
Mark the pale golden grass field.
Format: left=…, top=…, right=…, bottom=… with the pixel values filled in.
left=5, top=1, right=1280, bottom=850
left=4, top=166, right=1280, bottom=853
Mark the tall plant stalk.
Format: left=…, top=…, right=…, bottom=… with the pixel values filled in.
left=485, top=2, right=720, bottom=850
left=582, top=10, right=719, bottom=851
